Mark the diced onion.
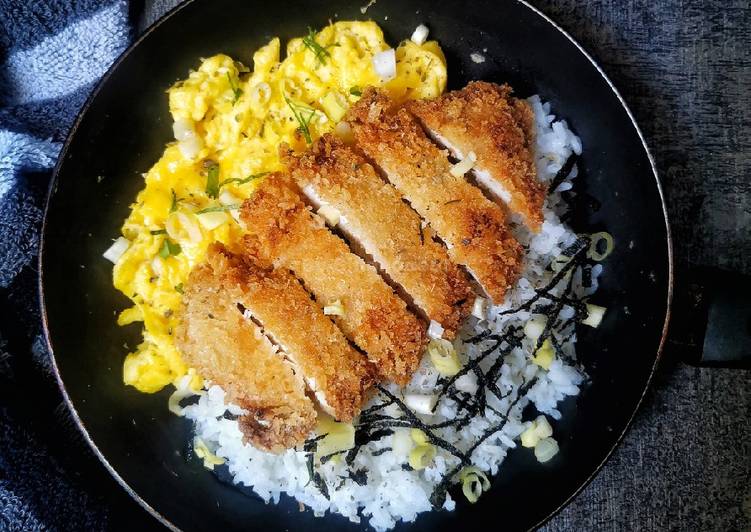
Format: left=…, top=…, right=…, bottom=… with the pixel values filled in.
left=408, top=443, right=436, bottom=470
left=455, top=372, right=479, bottom=394
left=427, top=320, right=444, bottom=339
left=534, top=437, right=559, bottom=463
left=166, top=210, right=203, bottom=243
left=524, top=315, right=547, bottom=341
left=197, top=210, right=229, bottom=230
left=449, top=151, right=477, bottom=177
left=317, top=204, right=341, bottom=226
left=193, top=437, right=225, bottom=469
left=410, top=24, right=429, bottom=45
left=323, top=299, right=345, bottom=316
left=459, top=466, right=490, bottom=503
left=471, top=297, right=486, bottom=320
left=404, top=393, right=437, bottom=415
left=588, top=231, right=614, bottom=261
left=392, top=428, right=413, bottom=456
left=178, top=134, right=203, bottom=159
left=532, top=338, right=555, bottom=370
left=372, top=49, right=396, bottom=81
left=427, top=338, right=461, bottom=376
left=582, top=303, right=606, bottom=328
left=334, top=121, right=354, bottom=144
left=172, top=118, right=194, bottom=141
left=103, top=237, right=130, bottom=264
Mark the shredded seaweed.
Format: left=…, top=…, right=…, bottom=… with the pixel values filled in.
left=349, top=468, right=369, bottom=486
left=548, top=154, right=578, bottom=193
left=269, top=225, right=598, bottom=507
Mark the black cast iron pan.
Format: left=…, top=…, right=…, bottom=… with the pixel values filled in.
left=40, top=0, right=675, bottom=530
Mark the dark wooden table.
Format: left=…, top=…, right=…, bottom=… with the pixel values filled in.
left=100, top=1, right=751, bottom=529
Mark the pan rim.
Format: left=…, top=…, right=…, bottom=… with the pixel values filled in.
left=37, top=1, right=674, bottom=530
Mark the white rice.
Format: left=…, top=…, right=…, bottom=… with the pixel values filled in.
left=182, top=96, right=597, bottom=530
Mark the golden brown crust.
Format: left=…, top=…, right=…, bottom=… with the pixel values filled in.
left=284, top=134, right=474, bottom=338
left=347, top=87, right=523, bottom=303
left=204, top=244, right=373, bottom=422
left=407, top=81, right=545, bottom=231
left=175, top=261, right=316, bottom=452
left=240, top=174, right=425, bottom=385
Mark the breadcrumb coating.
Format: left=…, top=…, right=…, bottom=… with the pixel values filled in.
left=347, top=87, right=523, bottom=303
left=207, top=244, right=372, bottom=421
left=284, top=134, right=473, bottom=338
left=176, top=259, right=316, bottom=452
left=408, top=81, right=544, bottom=231
left=240, top=176, right=425, bottom=385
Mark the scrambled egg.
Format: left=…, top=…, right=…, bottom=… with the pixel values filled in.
left=113, top=21, right=447, bottom=393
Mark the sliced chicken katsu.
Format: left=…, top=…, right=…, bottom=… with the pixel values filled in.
left=204, top=244, right=372, bottom=421
left=407, top=81, right=544, bottom=231
left=176, top=259, right=316, bottom=452
left=283, top=134, right=474, bottom=338
left=240, top=174, right=425, bottom=386
left=347, top=87, right=523, bottom=303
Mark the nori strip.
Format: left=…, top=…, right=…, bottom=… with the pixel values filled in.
left=294, top=229, right=597, bottom=505
left=349, top=468, right=369, bottom=485
left=547, top=154, right=578, bottom=194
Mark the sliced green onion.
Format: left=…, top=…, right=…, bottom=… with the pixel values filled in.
left=534, top=437, right=559, bottom=463
left=410, top=429, right=429, bottom=446
left=427, top=338, right=461, bottom=376
left=204, top=161, right=221, bottom=198
left=588, top=231, right=614, bottom=261
left=582, top=303, right=606, bottom=328
left=226, top=72, right=242, bottom=103
left=531, top=338, right=555, bottom=370
left=196, top=204, right=240, bottom=215
left=301, top=27, right=332, bottom=65
left=193, top=437, right=225, bottom=469
left=459, top=466, right=491, bottom=503
left=218, top=172, right=268, bottom=189
left=284, top=95, right=315, bottom=144
left=408, top=443, right=436, bottom=470
left=169, top=189, right=180, bottom=213
left=159, top=238, right=182, bottom=259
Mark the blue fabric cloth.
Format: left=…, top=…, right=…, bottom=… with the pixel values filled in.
left=0, top=1, right=134, bottom=529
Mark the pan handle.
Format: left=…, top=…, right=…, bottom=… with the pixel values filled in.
left=668, top=267, right=751, bottom=368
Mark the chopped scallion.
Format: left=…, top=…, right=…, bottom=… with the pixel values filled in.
left=284, top=95, right=315, bottom=144
left=196, top=204, right=240, bottom=215
left=226, top=72, right=242, bottom=103
left=205, top=162, right=220, bottom=198
left=218, top=172, right=268, bottom=189
left=159, top=238, right=181, bottom=258
left=302, top=27, right=332, bottom=65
